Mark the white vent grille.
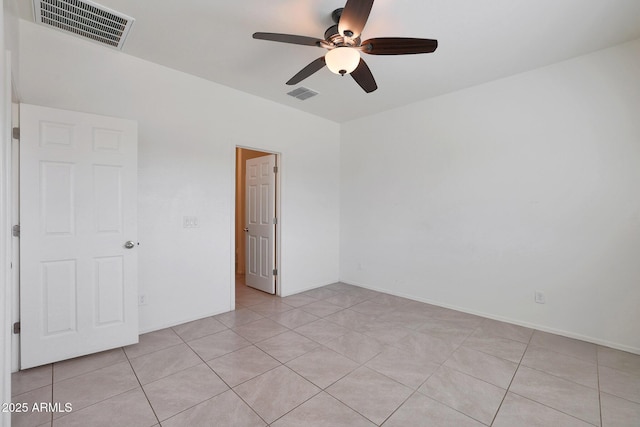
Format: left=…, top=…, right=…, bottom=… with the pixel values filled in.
left=287, top=87, right=319, bottom=101
left=33, top=0, right=135, bottom=49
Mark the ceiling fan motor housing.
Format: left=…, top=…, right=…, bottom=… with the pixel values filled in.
left=324, top=25, right=361, bottom=47
left=324, top=25, right=340, bottom=41
left=331, top=8, right=343, bottom=24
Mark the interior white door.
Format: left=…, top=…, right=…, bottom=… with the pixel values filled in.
left=245, top=154, right=276, bottom=294
left=20, top=104, right=138, bottom=369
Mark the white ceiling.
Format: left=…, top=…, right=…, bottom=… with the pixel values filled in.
left=18, top=0, right=640, bottom=122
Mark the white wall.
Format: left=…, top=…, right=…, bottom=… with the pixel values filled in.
left=341, top=38, right=640, bottom=353
left=19, top=21, right=340, bottom=332
left=3, top=0, right=18, bottom=86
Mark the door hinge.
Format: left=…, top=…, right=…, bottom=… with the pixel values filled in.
left=12, top=224, right=20, bottom=237
left=13, top=322, right=20, bottom=334
left=273, top=166, right=278, bottom=173
left=273, top=217, right=277, bottom=225
left=12, top=127, right=20, bottom=140
left=273, top=268, right=278, bottom=276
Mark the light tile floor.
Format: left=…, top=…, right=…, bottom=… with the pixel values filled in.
left=11, top=280, right=640, bottom=426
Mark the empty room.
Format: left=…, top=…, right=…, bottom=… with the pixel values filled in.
left=1, top=0, right=639, bottom=426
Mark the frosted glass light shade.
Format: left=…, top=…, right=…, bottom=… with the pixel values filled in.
left=325, top=47, right=361, bottom=75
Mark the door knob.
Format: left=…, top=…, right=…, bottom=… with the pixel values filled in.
left=124, top=241, right=136, bottom=249
left=243, top=228, right=249, bottom=232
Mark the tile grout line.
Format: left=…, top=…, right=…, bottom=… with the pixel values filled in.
left=125, top=341, right=184, bottom=362
left=48, top=374, right=154, bottom=424
left=323, top=301, right=461, bottom=426
left=372, top=296, right=459, bottom=423
left=123, top=347, right=161, bottom=426
left=286, top=346, right=358, bottom=390
left=378, top=389, right=422, bottom=426
left=362, top=318, right=444, bottom=425
left=598, top=390, right=640, bottom=406
left=382, top=389, right=485, bottom=427
left=516, top=364, right=599, bottom=391
left=458, top=338, right=524, bottom=365
left=48, top=349, right=128, bottom=384
left=219, top=301, right=288, bottom=425
left=506, top=390, right=601, bottom=427
left=488, top=328, right=533, bottom=426
left=223, top=299, right=323, bottom=427
left=321, top=378, right=384, bottom=426
left=491, top=335, right=602, bottom=427
left=51, top=386, right=152, bottom=425
left=128, top=343, right=202, bottom=386
left=403, top=319, right=502, bottom=426
left=525, top=342, right=598, bottom=365
left=47, top=356, right=142, bottom=425
left=228, top=388, right=270, bottom=426
left=326, top=319, right=477, bottom=426
left=260, top=378, right=324, bottom=426
left=160, top=333, right=273, bottom=425
left=172, top=317, right=276, bottom=425
left=267, top=288, right=387, bottom=425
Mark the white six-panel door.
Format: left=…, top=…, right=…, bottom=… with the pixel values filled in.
left=20, top=104, right=138, bottom=369
left=245, top=155, right=276, bottom=294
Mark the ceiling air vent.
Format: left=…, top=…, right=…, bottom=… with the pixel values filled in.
left=33, top=0, right=135, bottom=50
left=287, top=87, right=319, bottom=101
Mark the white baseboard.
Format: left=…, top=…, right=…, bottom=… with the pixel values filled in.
left=340, top=279, right=640, bottom=356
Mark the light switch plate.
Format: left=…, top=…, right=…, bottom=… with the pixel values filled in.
left=183, top=216, right=200, bottom=228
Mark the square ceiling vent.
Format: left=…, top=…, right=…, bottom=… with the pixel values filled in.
left=33, top=0, right=135, bottom=50
left=287, top=87, right=319, bottom=101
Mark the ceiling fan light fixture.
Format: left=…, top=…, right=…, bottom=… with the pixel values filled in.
left=325, top=47, right=360, bottom=75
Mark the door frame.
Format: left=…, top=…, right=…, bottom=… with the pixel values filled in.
left=10, top=101, right=19, bottom=373
left=231, top=145, right=282, bottom=308
left=2, top=49, right=16, bottom=424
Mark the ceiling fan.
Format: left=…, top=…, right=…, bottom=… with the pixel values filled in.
left=253, top=0, right=438, bottom=93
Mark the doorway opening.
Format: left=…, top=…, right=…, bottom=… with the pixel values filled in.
left=235, top=147, right=280, bottom=306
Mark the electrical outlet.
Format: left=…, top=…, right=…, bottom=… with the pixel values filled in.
left=183, top=216, right=200, bottom=228
left=138, top=294, right=147, bottom=305
left=534, top=291, right=546, bottom=304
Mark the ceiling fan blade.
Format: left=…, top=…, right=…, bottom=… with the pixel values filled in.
left=351, top=58, right=377, bottom=93
left=361, top=37, right=438, bottom=55
left=338, top=0, right=374, bottom=38
left=286, top=57, right=327, bottom=85
left=253, top=32, right=323, bottom=47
